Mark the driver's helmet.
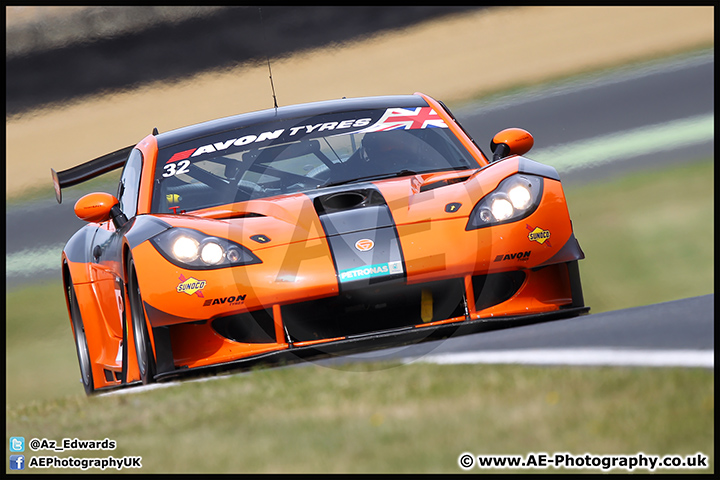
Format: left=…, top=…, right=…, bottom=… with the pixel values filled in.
left=361, top=131, right=413, bottom=170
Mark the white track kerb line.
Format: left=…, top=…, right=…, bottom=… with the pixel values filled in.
left=406, top=349, right=714, bottom=368
left=531, top=114, right=713, bottom=173
left=6, top=244, right=65, bottom=277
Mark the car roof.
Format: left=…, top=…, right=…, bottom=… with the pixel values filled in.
left=155, top=94, right=429, bottom=149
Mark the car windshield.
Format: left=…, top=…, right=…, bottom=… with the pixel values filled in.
left=151, top=106, right=478, bottom=213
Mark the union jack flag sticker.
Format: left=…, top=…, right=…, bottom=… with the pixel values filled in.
left=360, top=107, right=448, bottom=132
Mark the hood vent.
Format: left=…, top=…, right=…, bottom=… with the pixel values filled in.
left=313, top=188, right=385, bottom=215
left=419, top=175, right=471, bottom=193
left=322, top=191, right=366, bottom=210
left=210, top=211, right=266, bottom=220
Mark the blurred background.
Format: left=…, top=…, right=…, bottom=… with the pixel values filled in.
left=6, top=6, right=712, bottom=197
left=7, top=6, right=482, bottom=115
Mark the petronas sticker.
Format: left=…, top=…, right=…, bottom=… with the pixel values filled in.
left=338, top=262, right=403, bottom=282
left=388, top=261, right=403, bottom=274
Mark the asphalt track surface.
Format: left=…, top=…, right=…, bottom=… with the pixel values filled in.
left=318, top=294, right=714, bottom=368
left=454, top=51, right=714, bottom=184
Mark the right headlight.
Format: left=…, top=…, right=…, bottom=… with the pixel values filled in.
left=466, top=174, right=543, bottom=230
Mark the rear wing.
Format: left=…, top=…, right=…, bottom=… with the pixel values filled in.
left=51, top=145, right=133, bottom=204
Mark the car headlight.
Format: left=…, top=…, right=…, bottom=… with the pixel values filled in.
left=466, top=174, right=543, bottom=230
left=150, top=228, right=261, bottom=269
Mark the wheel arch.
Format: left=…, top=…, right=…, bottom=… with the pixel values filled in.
left=62, top=256, right=105, bottom=394
left=123, top=242, right=160, bottom=383
left=121, top=242, right=142, bottom=383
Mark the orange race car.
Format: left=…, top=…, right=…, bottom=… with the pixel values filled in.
left=53, top=92, right=588, bottom=395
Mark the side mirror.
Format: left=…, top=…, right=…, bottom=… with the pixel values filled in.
left=74, top=193, right=127, bottom=228
left=490, top=128, right=534, bottom=162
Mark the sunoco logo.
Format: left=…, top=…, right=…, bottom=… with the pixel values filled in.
left=527, top=225, right=551, bottom=245
left=177, top=275, right=206, bottom=297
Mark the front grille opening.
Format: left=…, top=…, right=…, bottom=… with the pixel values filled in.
left=282, top=279, right=466, bottom=342
left=472, top=271, right=526, bottom=311
left=212, top=309, right=276, bottom=343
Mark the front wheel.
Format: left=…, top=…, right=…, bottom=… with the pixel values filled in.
left=68, top=277, right=95, bottom=395
left=127, top=257, right=156, bottom=384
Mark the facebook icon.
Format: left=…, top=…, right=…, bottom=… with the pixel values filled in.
left=10, top=455, right=25, bottom=470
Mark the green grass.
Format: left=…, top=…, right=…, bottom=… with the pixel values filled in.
left=5, top=280, right=82, bottom=405
left=5, top=364, right=713, bottom=473
left=5, top=159, right=714, bottom=473
left=565, top=159, right=714, bottom=313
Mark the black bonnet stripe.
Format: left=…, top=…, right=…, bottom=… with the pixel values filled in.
left=307, top=186, right=406, bottom=291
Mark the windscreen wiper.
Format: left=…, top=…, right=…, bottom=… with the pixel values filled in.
left=320, top=166, right=470, bottom=189
left=321, top=170, right=417, bottom=188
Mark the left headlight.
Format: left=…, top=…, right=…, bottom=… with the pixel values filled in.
left=150, top=227, right=262, bottom=269
left=466, top=174, right=543, bottom=230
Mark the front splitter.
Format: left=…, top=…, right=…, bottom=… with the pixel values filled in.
left=154, top=306, right=590, bottom=382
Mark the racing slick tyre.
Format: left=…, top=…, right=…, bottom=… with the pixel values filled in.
left=67, top=276, right=95, bottom=395
left=127, top=257, right=157, bottom=385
